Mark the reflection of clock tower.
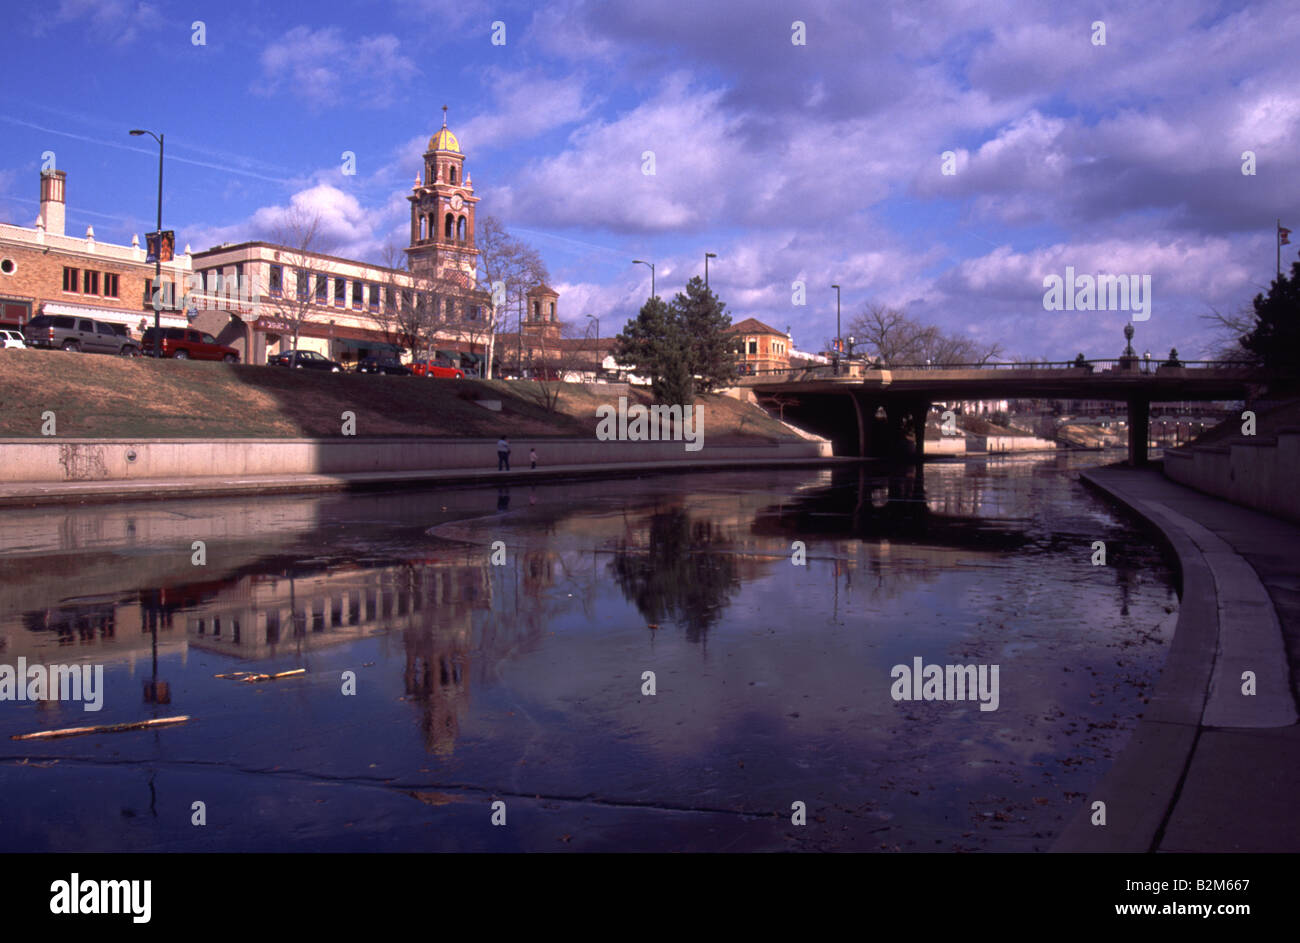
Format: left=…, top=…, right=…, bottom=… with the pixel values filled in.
left=406, top=107, right=480, bottom=288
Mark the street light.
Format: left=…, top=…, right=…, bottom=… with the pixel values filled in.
left=831, top=284, right=841, bottom=375
left=704, top=251, right=717, bottom=288
left=130, top=128, right=164, bottom=359
left=587, top=313, right=599, bottom=377
left=632, top=259, right=655, bottom=300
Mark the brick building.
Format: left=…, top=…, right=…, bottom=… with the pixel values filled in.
left=0, top=168, right=193, bottom=334
left=728, top=317, right=792, bottom=375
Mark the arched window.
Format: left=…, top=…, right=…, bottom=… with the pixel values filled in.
left=444, top=214, right=454, bottom=239
left=457, top=216, right=466, bottom=240
left=418, top=216, right=426, bottom=240
left=532, top=301, right=540, bottom=321
left=548, top=302, right=556, bottom=321
left=450, top=165, right=457, bottom=184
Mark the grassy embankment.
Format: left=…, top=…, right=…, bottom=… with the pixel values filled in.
left=0, top=348, right=798, bottom=442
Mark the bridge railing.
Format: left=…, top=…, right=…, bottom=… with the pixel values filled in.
left=738, top=358, right=1246, bottom=381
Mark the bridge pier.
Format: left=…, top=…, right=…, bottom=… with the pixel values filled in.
left=1127, top=397, right=1150, bottom=466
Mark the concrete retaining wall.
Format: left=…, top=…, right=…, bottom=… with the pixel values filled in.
left=0, top=436, right=834, bottom=483
left=1163, top=427, right=1300, bottom=524
left=966, top=434, right=1059, bottom=452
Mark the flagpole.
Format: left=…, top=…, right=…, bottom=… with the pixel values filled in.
left=1279, top=218, right=1282, bottom=282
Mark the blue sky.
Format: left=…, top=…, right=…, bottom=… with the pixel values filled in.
left=2, top=0, right=1298, bottom=359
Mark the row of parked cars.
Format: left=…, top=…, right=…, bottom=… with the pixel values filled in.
left=10, top=315, right=241, bottom=360
left=4, top=315, right=467, bottom=377
left=267, top=349, right=465, bottom=377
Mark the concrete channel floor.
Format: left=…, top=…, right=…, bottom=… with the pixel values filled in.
left=1056, top=464, right=1300, bottom=852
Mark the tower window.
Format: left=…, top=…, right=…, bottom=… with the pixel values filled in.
left=532, top=301, right=540, bottom=321
left=549, top=302, right=555, bottom=321
left=444, top=214, right=454, bottom=239
left=457, top=216, right=466, bottom=241
left=450, top=165, right=457, bottom=184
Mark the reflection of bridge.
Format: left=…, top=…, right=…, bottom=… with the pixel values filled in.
left=740, top=360, right=1261, bottom=464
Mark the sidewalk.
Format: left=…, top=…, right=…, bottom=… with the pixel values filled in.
left=1054, top=463, right=1300, bottom=852
left=0, top=455, right=860, bottom=508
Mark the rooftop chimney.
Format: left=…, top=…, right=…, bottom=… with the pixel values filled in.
left=39, top=169, right=66, bottom=237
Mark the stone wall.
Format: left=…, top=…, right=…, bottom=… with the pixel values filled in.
left=1163, top=427, right=1300, bottom=524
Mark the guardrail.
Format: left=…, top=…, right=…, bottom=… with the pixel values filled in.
left=738, top=358, right=1249, bottom=381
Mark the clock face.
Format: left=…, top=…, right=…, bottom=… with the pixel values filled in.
left=450, top=194, right=463, bottom=211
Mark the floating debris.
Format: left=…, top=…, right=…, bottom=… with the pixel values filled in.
left=11, top=716, right=190, bottom=741
left=214, top=669, right=306, bottom=683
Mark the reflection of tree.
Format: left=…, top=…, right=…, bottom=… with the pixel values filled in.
left=608, top=507, right=739, bottom=643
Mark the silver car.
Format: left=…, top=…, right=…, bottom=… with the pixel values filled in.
left=0, top=329, right=25, bottom=349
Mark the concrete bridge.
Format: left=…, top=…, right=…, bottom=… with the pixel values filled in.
left=738, top=360, right=1262, bottom=464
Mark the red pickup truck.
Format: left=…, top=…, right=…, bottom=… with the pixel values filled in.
left=409, top=359, right=464, bottom=379
left=142, top=327, right=240, bottom=362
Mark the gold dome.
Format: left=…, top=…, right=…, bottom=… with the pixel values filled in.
left=429, top=127, right=460, bottom=152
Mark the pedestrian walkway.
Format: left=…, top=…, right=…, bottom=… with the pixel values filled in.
left=0, top=455, right=860, bottom=508
left=1054, top=463, right=1300, bottom=852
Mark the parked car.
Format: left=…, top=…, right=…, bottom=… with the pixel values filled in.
left=141, top=327, right=239, bottom=362
left=355, top=356, right=413, bottom=376
left=267, top=349, right=343, bottom=372
left=23, top=314, right=140, bottom=355
left=409, top=358, right=464, bottom=379
left=1, top=329, right=26, bottom=349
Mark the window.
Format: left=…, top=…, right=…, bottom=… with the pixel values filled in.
left=444, top=214, right=454, bottom=239
left=747, top=340, right=758, bottom=355
left=296, top=269, right=309, bottom=299
left=316, top=274, right=328, bottom=303
left=77, top=319, right=95, bottom=333
left=532, top=301, right=540, bottom=320
left=334, top=279, right=346, bottom=307
left=385, top=287, right=396, bottom=312
left=368, top=283, right=380, bottom=310
left=549, top=302, right=555, bottom=321
left=351, top=281, right=363, bottom=308
left=201, top=332, right=217, bottom=344
left=83, top=270, right=99, bottom=295
left=457, top=216, right=466, bottom=240
left=268, top=264, right=283, bottom=296
left=96, top=322, right=116, bottom=336
left=62, top=267, right=80, bottom=292
left=450, top=165, right=457, bottom=184
left=103, top=273, right=119, bottom=298
left=401, top=290, right=412, bottom=312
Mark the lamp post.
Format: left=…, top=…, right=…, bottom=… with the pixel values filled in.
left=831, top=283, right=841, bottom=375
left=1143, top=349, right=1151, bottom=374
left=130, top=128, right=164, bottom=359
left=632, top=259, right=655, bottom=300
left=704, top=251, right=717, bottom=288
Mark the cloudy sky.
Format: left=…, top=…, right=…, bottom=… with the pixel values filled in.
left=2, top=0, right=1297, bottom=359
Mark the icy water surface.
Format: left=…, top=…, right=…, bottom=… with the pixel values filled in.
left=0, top=453, right=1176, bottom=851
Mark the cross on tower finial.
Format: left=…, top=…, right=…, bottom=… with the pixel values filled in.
left=442, top=105, right=448, bottom=127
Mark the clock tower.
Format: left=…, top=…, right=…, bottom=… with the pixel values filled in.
left=406, top=107, right=480, bottom=289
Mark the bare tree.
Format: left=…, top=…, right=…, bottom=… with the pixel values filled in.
left=1199, top=304, right=1258, bottom=364
left=475, top=215, right=549, bottom=379
left=848, top=302, right=1002, bottom=366
left=367, top=244, right=440, bottom=360
left=263, top=208, right=335, bottom=352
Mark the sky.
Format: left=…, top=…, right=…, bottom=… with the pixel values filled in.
left=1, top=0, right=1298, bottom=360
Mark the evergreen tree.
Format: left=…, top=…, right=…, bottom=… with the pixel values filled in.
left=672, top=276, right=737, bottom=393
left=615, top=296, right=692, bottom=402
left=1240, top=260, right=1300, bottom=379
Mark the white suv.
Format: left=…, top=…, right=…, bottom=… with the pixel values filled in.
left=0, top=329, right=26, bottom=349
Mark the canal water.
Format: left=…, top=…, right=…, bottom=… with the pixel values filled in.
left=0, top=452, right=1176, bottom=851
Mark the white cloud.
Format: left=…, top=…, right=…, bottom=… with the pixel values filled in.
left=258, top=27, right=419, bottom=109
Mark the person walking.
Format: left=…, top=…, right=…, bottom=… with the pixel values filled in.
left=497, top=436, right=511, bottom=471
left=529, top=447, right=538, bottom=470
